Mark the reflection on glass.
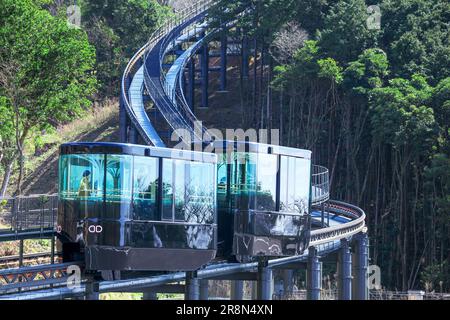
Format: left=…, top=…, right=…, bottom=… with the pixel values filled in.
left=163, top=160, right=216, bottom=223
left=105, top=155, right=132, bottom=201
left=187, top=162, right=215, bottom=224
left=256, top=153, right=277, bottom=212
left=230, top=153, right=257, bottom=211
left=133, top=156, right=158, bottom=220
left=174, top=160, right=186, bottom=221
left=162, top=159, right=174, bottom=220
left=280, top=156, right=311, bottom=215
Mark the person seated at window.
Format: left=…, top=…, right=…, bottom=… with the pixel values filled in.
left=78, top=170, right=92, bottom=197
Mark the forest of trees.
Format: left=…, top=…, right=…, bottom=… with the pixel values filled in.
left=210, top=0, right=450, bottom=291
left=0, top=0, right=449, bottom=292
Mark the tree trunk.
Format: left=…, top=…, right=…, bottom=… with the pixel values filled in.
left=0, top=159, right=14, bottom=197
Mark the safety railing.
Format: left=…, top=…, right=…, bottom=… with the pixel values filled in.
left=143, top=0, right=217, bottom=142
left=121, top=0, right=217, bottom=146
left=0, top=194, right=58, bottom=234
left=311, top=165, right=330, bottom=205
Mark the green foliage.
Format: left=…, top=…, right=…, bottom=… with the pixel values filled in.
left=0, top=0, right=97, bottom=127
left=318, top=0, right=379, bottom=63
left=344, top=49, right=389, bottom=94
left=381, top=0, right=450, bottom=82
left=370, top=75, right=436, bottom=150
left=82, top=0, right=171, bottom=95
left=0, top=0, right=97, bottom=195
left=318, top=58, right=343, bottom=84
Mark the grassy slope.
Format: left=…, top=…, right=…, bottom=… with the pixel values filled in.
left=13, top=99, right=120, bottom=196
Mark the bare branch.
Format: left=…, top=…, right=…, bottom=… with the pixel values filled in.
left=270, top=22, right=309, bottom=64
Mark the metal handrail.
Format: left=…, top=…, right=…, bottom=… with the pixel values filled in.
left=121, top=0, right=217, bottom=146
left=311, top=165, right=330, bottom=205
left=143, top=1, right=217, bottom=142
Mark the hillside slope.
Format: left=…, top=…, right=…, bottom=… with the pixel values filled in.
left=18, top=99, right=120, bottom=196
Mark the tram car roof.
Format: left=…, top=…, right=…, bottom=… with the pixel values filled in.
left=60, top=142, right=217, bottom=164
left=195, top=140, right=312, bottom=160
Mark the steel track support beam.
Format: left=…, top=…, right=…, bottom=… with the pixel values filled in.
left=188, top=59, right=195, bottom=110
left=129, top=126, right=138, bottom=144
left=119, top=97, right=127, bottom=143
left=19, top=240, right=24, bottom=268
left=143, top=292, right=158, bottom=300
left=338, top=239, right=353, bottom=300
left=220, top=33, right=228, bottom=91
left=307, top=247, right=322, bottom=300
left=185, top=271, right=200, bottom=300
left=85, top=281, right=99, bottom=301
left=242, top=36, right=249, bottom=79
left=256, top=261, right=273, bottom=300
left=199, top=280, right=209, bottom=300
left=201, top=37, right=209, bottom=109
left=231, top=280, right=244, bottom=300
left=352, top=232, right=369, bottom=300
left=50, top=236, right=55, bottom=265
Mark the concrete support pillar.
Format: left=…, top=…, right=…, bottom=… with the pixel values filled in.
left=307, top=247, right=322, bottom=300
left=257, top=262, right=273, bottom=300
left=220, top=33, right=228, bottom=91
left=185, top=271, right=200, bottom=300
left=338, top=239, right=353, bottom=300
left=201, top=38, right=209, bottom=108
left=199, top=280, right=209, bottom=301
left=85, top=282, right=99, bottom=301
left=188, top=59, right=195, bottom=110
left=231, top=281, right=244, bottom=300
left=143, top=292, right=158, bottom=300
left=352, top=232, right=369, bottom=300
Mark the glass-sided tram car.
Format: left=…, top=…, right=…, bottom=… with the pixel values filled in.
left=57, top=141, right=313, bottom=272
left=58, top=143, right=217, bottom=272
left=206, top=141, right=312, bottom=261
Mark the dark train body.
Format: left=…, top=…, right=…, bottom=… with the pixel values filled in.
left=57, top=142, right=312, bottom=272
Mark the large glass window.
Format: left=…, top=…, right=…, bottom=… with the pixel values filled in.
left=230, top=153, right=257, bottom=210
left=256, top=153, right=278, bottom=212
left=174, top=160, right=186, bottom=221
left=280, top=156, right=311, bottom=215
left=105, top=155, right=133, bottom=202
left=59, top=154, right=105, bottom=200
left=217, top=153, right=228, bottom=195
left=133, top=156, right=159, bottom=220
left=162, top=159, right=174, bottom=220
left=186, top=162, right=215, bottom=224
left=162, top=159, right=216, bottom=223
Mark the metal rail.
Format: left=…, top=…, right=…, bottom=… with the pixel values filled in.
left=0, top=262, right=79, bottom=294
left=310, top=200, right=366, bottom=246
